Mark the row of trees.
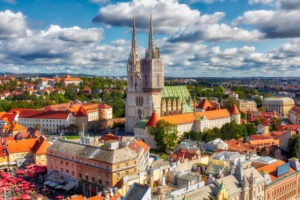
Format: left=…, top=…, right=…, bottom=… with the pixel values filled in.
left=148, top=120, right=256, bottom=154
left=183, top=121, right=256, bottom=143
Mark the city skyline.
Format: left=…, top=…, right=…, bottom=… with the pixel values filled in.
left=0, top=0, right=300, bottom=77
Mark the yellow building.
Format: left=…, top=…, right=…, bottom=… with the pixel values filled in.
left=0, top=145, right=9, bottom=170
left=263, top=97, right=295, bottom=117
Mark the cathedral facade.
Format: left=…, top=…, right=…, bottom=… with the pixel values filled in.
left=125, top=17, right=194, bottom=133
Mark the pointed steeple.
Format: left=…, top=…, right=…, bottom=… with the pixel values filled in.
left=148, top=15, right=155, bottom=50
left=130, top=17, right=139, bottom=60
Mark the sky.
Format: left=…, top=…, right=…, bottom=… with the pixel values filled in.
left=0, top=0, right=300, bottom=77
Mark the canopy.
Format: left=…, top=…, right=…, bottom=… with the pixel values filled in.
left=63, top=181, right=77, bottom=191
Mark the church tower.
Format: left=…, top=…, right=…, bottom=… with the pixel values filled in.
left=125, top=16, right=164, bottom=133
left=125, top=18, right=143, bottom=133
left=140, top=15, right=164, bottom=117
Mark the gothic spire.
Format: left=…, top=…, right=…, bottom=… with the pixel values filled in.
left=148, top=15, right=155, bottom=50
left=132, top=17, right=138, bottom=53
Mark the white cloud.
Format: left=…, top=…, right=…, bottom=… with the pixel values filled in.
left=0, top=10, right=27, bottom=39
left=248, top=0, right=276, bottom=5
left=236, top=0, right=300, bottom=38
left=93, top=0, right=262, bottom=42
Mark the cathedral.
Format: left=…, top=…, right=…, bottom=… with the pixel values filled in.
left=125, top=17, right=195, bottom=133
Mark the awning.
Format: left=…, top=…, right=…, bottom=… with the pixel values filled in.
left=44, top=181, right=52, bottom=186
left=63, top=181, right=77, bottom=191
left=55, top=185, right=64, bottom=189
left=49, top=182, right=58, bottom=187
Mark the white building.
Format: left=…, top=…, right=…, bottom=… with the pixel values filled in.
left=17, top=110, right=75, bottom=133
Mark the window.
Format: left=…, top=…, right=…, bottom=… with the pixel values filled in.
left=106, top=181, right=109, bottom=186
left=117, top=165, right=120, bottom=169
left=92, top=177, right=95, bottom=182
left=85, top=176, right=88, bottom=181
left=125, top=163, right=129, bottom=167
left=79, top=173, right=82, bottom=178
left=98, top=179, right=102, bottom=184
left=126, top=171, right=129, bottom=175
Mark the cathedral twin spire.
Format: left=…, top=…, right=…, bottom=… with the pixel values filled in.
left=129, top=15, right=157, bottom=63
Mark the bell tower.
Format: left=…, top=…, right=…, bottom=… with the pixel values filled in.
left=140, top=15, right=164, bottom=117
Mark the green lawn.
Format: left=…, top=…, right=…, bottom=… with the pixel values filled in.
left=65, top=135, right=81, bottom=140
left=150, top=149, right=170, bottom=160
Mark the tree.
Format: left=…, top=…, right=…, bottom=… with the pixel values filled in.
left=149, top=120, right=179, bottom=153
left=269, top=117, right=282, bottom=131
left=224, top=97, right=236, bottom=110
left=254, top=98, right=262, bottom=108
left=288, top=135, right=300, bottom=158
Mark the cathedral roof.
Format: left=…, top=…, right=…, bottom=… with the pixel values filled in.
left=230, top=104, right=240, bottom=115
left=146, top=111, right=159, bottom=127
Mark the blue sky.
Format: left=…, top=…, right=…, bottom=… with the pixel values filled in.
left=0, top=0, right=300, bottom=77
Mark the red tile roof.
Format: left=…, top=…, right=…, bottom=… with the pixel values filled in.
left=197, top=99, right=212, bottom=110
left=257, top=160, right=295, bottom=181
left=31, top=136, right=50, bottom=155
left=230, top=104, right=240, bottom=115
left=6, top=138, right=38, bottom=154
left=18, top=109, right=70, bottom=119
left=146, top=111, right=159, bottom=127
left=98, top=104, right=112, bottom=109
left=160, top=109, right=230, bottom=125
left=99, top=133, right=122, bottom=142
left=0, top=145, right=8, bottom=157
left=0, top=113, right=17, bottom=123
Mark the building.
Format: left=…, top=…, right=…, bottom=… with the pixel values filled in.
left=288, top=106, right=300, bottom=124
left=235, top=99, right=257, bottom=112
left=262, top=97, right=295, bottom=117
left=17, top=109, right=75, bottom=133
left=256, top=160, right=298, bottom=200
left=62, top=75, right=83, bottom=86
left=125, top=17, right=195, bottom=133
left=3, top=136, right=50, bottom=169
left=46, top=137, right=149, bottom=197
left=135, top=105, right=240, bottom=149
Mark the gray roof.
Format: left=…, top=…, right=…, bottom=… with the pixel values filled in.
left=48, top=140, right=138, bottom=164
left=214, top=175, right=241, bottom=195
left=124, top=183, right=149, bottom=200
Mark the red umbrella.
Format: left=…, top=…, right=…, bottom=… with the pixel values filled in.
left=18, top=184, right=23, bottom=187
left=56, top=196, right=64, bottom=200
left=25, top=189, right=32, bottom=194
left=15, top=187, right=21, bottom=192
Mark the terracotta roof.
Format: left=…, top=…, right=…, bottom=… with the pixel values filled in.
left=63, top=77, right=82, bottom=82
left=99, top=133, right=122, bottom=142
left=225, top=139, right=257, bottom=153
left=0, top=145, right=8, bottom=157
left=18, top=109, right=70, bottom=119
left=230, top=104, right=240, bottom=115
left=197, top=99, right=212, bottom=109
left=98, top=104, right=112, bottom=109
left=0, top=113, right=17, bottom=122
left=66, top=195, right=85, bottom=200
left=6, top=138, right=38, bottom=154
left=278, top=124, right=300, bottom=131
left=257, top=160, right=295, bottom=181
left=82, top=104, right=99, bottom=111
left=146, top=111, right=159, bottom=127
left=3, top=122, right=27, bottom=132
left=75, top=106, right=88, bottom=117
left=31, top=136, right=50, bottom=155
left=87, top=192, right=121, bottom=200
left=128, top=139, right=149, bottom=153
left=160, top=109, right=230, bottom=125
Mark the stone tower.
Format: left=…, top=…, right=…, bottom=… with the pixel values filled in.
left=140, top=15, right=164, bottom=117
left=125, top=16, right=164, bottom=133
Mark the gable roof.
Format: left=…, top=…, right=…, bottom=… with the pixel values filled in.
left=31, top=136, right=50, bottom=155
left=197, top=99, right=212, bottom=109
left=257, top=160, right=295, bottom=181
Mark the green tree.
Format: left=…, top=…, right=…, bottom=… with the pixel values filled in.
left=269, top=117, right=282, bottom=131
left=288, top=135, right=300, bottom=158
left=149, top=120, right=179, bottom=153
left=224, top=97, right=236, bottom=110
